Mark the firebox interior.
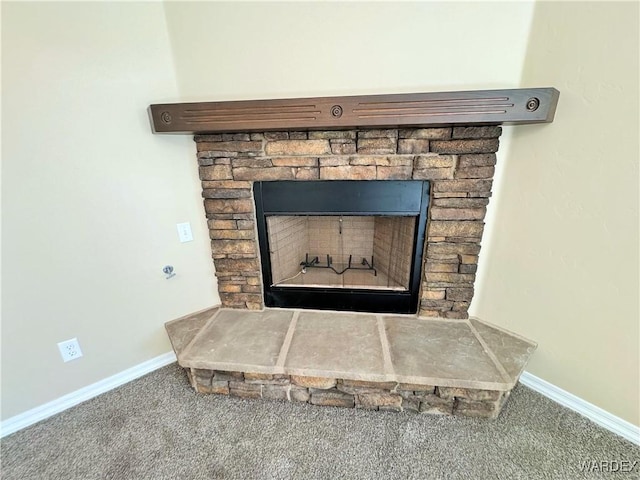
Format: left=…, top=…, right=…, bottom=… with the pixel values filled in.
left=267, top=215, right=416, bottom=291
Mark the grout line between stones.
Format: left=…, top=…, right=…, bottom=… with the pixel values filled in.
left=466, top=319, right=512, bottom=385
left=180, top=308, right=223, bottom=363
left=468, top=316, right=537, bottom=347
left=276, top=310, right=299, bottom=369
left=376, top=315, right=395, bottom=378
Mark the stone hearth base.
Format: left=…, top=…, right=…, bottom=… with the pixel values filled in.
left=166, top=308, right=536, bottom=419
left=186, top=370, right=510, bottom=417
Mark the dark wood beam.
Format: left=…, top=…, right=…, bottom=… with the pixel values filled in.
left=149, top=88, right=559, bottom=134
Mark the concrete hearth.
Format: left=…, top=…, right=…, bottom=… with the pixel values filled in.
left=166, top=308, right=536, bottom=418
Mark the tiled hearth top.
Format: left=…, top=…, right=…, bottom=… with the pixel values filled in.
left=166, top=308, right=536, bottom=392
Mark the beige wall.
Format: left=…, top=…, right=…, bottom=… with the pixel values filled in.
left=1, top=2, right=219, bottom=420
left=472, top=2, right=639, bottom=425
left=163, top=1, right=534, bottom=99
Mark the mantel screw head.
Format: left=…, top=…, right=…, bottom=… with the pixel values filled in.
left=161, top=111, right=172, bottom=124
left=330, top=105, right=343, bottom=118
left=526, top=97, right=540, bottom=112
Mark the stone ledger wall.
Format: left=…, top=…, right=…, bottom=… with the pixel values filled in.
left=187, top=369, right=509, bottom=418
left=195, top=126, right=501, bottom=318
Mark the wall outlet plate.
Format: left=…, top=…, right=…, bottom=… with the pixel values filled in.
left=57, top=338, right=83, bottom=362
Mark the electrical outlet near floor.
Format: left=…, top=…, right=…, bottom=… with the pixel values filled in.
left=57, top=338, right=83, bottom=362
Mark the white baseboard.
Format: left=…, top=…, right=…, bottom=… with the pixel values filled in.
left=519, top=371, right=639, bottom=445
left=0, top=351, right=177, bottom=438
left=2, top=356, right=637, bottom=445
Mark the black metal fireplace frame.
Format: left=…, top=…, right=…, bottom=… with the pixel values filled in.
left=253, top=180, right=430, bottom=314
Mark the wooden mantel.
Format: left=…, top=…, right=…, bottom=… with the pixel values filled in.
left=148, top=88, right=559, bottom=134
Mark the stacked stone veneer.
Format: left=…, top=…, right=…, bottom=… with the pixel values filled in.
left=186, top=369, right=508, bottom=418
left=196, top=126, right=501, bottom=318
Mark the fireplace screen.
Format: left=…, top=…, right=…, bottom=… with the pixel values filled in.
left=254, top=180, right=429, bottom=313
left=267, top=215, right=416, bottom=291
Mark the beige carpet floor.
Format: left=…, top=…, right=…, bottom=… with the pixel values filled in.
left=1, top=363, right=638, bottom=479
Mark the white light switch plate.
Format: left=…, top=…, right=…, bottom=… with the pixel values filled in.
left=177, top=222, right=193, bottom=243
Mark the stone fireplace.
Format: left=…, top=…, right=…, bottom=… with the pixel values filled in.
left=196, top=125, right=499, bottom=318
left=152, top=88, right=557, bottom=417
left=150, top=88, right=559, bottom=318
